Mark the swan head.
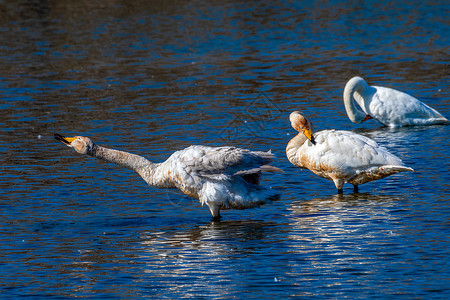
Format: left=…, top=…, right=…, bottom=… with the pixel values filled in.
left=289, top=111, right=316, bottom=145
left=54, top=133, right=95, bottom=155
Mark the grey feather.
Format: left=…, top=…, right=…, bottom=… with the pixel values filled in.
left=180, top=146, right=279, bottom=179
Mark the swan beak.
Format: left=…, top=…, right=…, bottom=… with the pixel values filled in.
left=303, top=128, right=316, bottom=145
left=362, top=114, right=372, bottom=122
left=54, top=133, right=76, bottom=146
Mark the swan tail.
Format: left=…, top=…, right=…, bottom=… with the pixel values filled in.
left=348, top=165, right=413, bottom=186
left=381, top=165, right=414, bottom=173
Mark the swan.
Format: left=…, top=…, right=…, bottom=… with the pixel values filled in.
left=54, top=133, right=281, bottom=221
left=286, top=111, right=413, bottom=193
left=343, top=76, right=448, bottom=127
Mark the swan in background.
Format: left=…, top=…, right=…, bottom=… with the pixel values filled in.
left=343, top=76, right=448, bottom=127
left=286, top=111, right=413, bottom=193
left=54, top=133, right=281, bottom=221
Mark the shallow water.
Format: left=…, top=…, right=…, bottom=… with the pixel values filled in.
left=1, top=0, right=449, bottom=298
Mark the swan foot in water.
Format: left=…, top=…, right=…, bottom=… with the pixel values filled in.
left=211, top=215, right=222, bottom=222
left=208, top=204, right=222, bottom=222
left=333, top=178, right=345, bottom=194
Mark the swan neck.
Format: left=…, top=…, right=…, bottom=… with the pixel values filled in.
left=89, top=144, right=159, bottom=184
left=286, top=134, right=307, bottom=165
left=343, top=78, right=369, bottom=123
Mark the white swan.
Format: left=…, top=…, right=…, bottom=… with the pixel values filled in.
left=343, top=76, right=448, bottom=127
left=54, top=133, right=281, bottom=221
left=286, top=112, right=413, bottom=193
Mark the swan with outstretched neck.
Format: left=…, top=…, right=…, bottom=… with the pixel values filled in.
left=286, top=111, right=413, bottom=193
left=54, top=133, right=281, bottom=221
left=343, top=76, right=448, bottom=127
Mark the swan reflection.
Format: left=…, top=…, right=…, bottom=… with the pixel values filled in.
left=285, top=193, right=407, bottom=279
left=352, top=125, right=445, bottom=148
left=140, top=219, right=283, bottom=254
left=286, top=192, right=405, bottom=245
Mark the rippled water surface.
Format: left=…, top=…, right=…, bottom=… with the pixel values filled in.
left=1, top=0, right=449, bottom=298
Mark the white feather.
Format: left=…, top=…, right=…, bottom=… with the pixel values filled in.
left=286, top=112, right=413, bottom=192
left=343, top=76, right=448, bottom=127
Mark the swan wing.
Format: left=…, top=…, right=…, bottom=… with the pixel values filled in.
left=170, top=146, right=279, bottom=181
left=370, top=86, right=447, bottom=126
left=305, top=130, right=405, bottom=173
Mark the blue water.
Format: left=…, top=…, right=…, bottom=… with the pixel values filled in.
left=1, top=0, right=449, bottom=298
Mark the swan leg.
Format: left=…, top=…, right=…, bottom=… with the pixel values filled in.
left=208, top=204, right=221, bottom=222
left=211, top=214, right=221, bottom=222
left=353, top=185, right=359, bottom=193
left=333, top=179, right=345, bottom=194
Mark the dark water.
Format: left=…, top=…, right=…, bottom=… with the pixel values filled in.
left=1, top=0, right=449, bottom=298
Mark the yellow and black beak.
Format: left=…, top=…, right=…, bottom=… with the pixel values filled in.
left=303, top=128, right=316, bottom=145
left=54, top=133, right=76, bottom=146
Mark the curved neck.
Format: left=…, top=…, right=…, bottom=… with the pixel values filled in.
left=88, top=144, right=162, bottom=186
left=343, top=78, right=370, bottom=123
left=286, top=133, right=307, bottom=166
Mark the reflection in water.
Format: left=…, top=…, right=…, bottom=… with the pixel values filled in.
left=288, top=192, right=404, bottom=245
left=284, top=193, right=417, bottom=293
left=136, top=220, right=289, bottom=298
left=353, top=125, right=435, bottom=148
left=288, top=192, right=405, bottom=235
left=353, top=125, right=449, bottom=193
left=141, top=219, right=283, bottom=254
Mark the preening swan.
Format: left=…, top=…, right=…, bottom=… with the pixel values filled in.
left=54, top=133, right=281, bottom=221
left=343, top=76, right=448, bottom=127
left=286, top=112, right=413, bottom=193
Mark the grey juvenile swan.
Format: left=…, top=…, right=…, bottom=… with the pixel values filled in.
left=54, top=133, right=281, bottom=221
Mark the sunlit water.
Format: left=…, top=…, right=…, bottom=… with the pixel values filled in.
left=1, top=1, right=449, bottom=298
